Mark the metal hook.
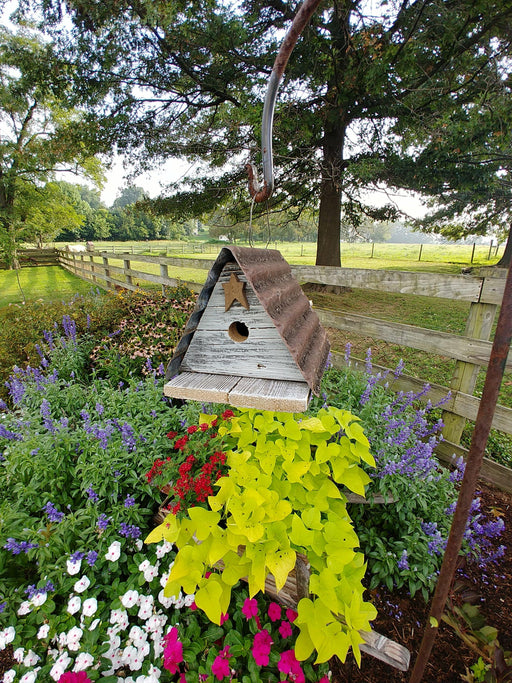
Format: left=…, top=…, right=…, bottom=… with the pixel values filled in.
left=247, top=0, right=324, bottom=203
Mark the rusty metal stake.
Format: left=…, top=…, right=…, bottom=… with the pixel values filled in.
left=409, top=262, right=512, bottom=683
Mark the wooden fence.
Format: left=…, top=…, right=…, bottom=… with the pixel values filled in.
left=0, top=248, right=59, bottom=269
left=58, top=248, right=512, bottom=492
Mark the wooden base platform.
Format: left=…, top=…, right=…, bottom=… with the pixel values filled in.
left=164, top=371, right=311, bottom=412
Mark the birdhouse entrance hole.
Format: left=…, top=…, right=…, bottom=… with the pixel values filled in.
left=229, top=321, right=249, bottom=342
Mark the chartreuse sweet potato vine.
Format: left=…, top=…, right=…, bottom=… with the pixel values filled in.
left=146, top=406, right=377, bottom=665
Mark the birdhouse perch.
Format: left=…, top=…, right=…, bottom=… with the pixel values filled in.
left=164, top=246, right=330, bottom=412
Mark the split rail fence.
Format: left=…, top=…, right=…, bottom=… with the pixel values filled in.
left=58, top=248, right=512, bottom=493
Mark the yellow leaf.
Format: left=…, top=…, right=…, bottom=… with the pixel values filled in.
left=145, top=513, right=179, bottom=545
left=195, top=575, right=231, bottom=624
left=266, top=547, right=296, bottom=592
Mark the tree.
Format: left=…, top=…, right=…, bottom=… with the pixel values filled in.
left=16, top=182, right=85, bottom=247
left=371, top=69, right=512, bottom=266
left=0, top=25, right=105, bottom=267
left=26, top=0, right=512, bottom=266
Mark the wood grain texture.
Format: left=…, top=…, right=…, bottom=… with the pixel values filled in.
left=318, top=309, right=512, bottom=371
left=164, top=372, right=239, bottom=403
left=291, top=265, right=481, bottom=302
left=182, top=265, right=305, bottom=382
left=228, top=376, right=310, bottom=412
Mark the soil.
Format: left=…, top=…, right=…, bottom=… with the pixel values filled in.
left=1, top=482, right=510, bottom=683
left=333, top=481, right=512, bottom=683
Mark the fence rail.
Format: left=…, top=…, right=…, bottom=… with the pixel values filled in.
left=58, top=248, right=512, bottom=492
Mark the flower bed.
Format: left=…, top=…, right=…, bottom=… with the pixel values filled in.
left=0, top=291, right=506, bottom=682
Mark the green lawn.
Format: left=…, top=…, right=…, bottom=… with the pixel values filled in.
left=0, top=266, right=100, bottom=309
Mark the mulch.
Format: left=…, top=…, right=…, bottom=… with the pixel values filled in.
left=332, top=481, right=512, bottom=682
left=1, top=482, right=510, bottom=682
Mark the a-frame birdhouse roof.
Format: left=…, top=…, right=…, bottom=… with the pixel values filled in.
left=164, top=246, right=330, bottom=412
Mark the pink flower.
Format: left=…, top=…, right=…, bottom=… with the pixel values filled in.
left=252, top=629, right=273, bottom=666
left=268, top=602, right=281, bottom=622
left=242, top=598, right=258, bottom=620
left=319, top=678, right=330, bottom=683
left=286, top=608, right=298, bottom=623
left=179, top=675, right=187, bottom=682
left=278, top=649, right=305, bottom=683
left=163, top=627, right=184, bottom=674
left=189, top=601, right=197, bottom=611
left=279, top=620, right=293, bottom=638
left=58, top=673, right=92, bottom=683
left=212, top=646, right=231, bottom=680
left=220, top=612, right=229, bottom=625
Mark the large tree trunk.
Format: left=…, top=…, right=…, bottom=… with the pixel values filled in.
left=316, top=123, right=346, bottom=267
left=497, top=224, right=512, bottom=268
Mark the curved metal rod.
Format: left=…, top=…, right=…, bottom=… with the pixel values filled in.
left=247, top=0, right=323, bottom=203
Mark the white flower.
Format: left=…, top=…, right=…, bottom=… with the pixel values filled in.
left=137, top=595, right=154, bottom=620
left=159, top=569, right=171, bottom=588
left=20, top=670, right=39, bottom=683
left=138, top=559, right=150, bottom=572
left=23, top=650, right=40, bottom=667
left=155, top=541, right=173, bottom=559
left=13, top=647, right=25, bottom=663
left=123, top=645, right=144, bottom=672
left=66, top=626, right=83, bottom=651
left=73, top=576, right=90, bottom=594
left=128, top=626, right=147, bottom=648
left=73, top=651, right=94, bottom=671
left=3, top=670, right=16, bottom=683
left=58, top=632, right=68, bottom=648
left=0, top=626, right=16, bottom=648
left=88, top=618, right=100, bottom=631
left=66, top=559, right=82, bottom=575
left=30, top=592, right=47, bottom=607
left=82, top=597, right=98, bottom=617
left=135, top=539, right=143, bottom=551
left=145, top=614, right=167, bottom=634
left=50, top=651, right=71, bottom=682
left=105, top=541, right=121, bottom=562
left=120, top=590, right=139, bottom=609
left=143, top=562, right=160, bottom=583
left=17, top=601, right=32, bottom=616
left=184, top=593, right=195, bottom=607
left=67, top=596, right=81, bottom=615
left=37, top=624, right=50, bottom=639
left=174, top=594, right=186, bottom=609
left=157, top=589, right=174, bottom=609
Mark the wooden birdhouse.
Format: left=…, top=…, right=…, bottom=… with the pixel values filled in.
left=164, top=246, right=330, bottom=412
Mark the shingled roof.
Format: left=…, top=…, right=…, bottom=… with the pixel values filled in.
left=166, top=245, right=330, bottom=400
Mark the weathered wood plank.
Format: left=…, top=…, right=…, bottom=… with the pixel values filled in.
left=229, top=377, right=310, bottom=412
left=182, top=328, right=305, bottom=381
left=435, top=441, right=512, bottom=494
left=97, top=251, right=215, bottom=270
left=360, top=630, right=410, bottom=672
left=182, top=264, right=304, bottom=382
left=164, top=372, right=240, bottom=403
left=318, top=309, right=512, bottom=371
left=292, top=265, right=482, bottom=302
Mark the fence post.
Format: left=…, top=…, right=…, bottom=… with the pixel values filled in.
left=103, top=255, right=111, bottom=290
left=89, top=254, right=97, bottom=284
left=371, top=243, right=375, bottom=258
left=470, top=243, right=476, bottom=264
left=441, top=292, right=498, bottom=447
left=124, top=258, right=133, bottom=288
left=488, top=240, right=493, bottom=260
left=418, top=244, right=423, bottom=261
left=160, top=263, right=169, bottom=295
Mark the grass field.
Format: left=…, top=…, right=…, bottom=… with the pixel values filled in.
left=0, top=266, right=100, bottom=309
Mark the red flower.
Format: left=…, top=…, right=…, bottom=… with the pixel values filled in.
left=278, top=650, right=305, bottom=683
left=242, top=598, right=258, bottom=620
left=58, top=674, right=92, bottom=683
left=279, top=619, right=293, bottom=638
left=212, top=646, right=231, bottom=680
left=221, top=409, right=234, bottom=420
left=187, top=425, right=198, bottom=434
left=163, top=626, right=184, bottom=674
left=252, top=629, right=273, bottom=666
left=268, top=602, right=281, bottom=622
left=286, top=608, right=298, bottom=623
left=166, top=430, right=178, bottom=439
